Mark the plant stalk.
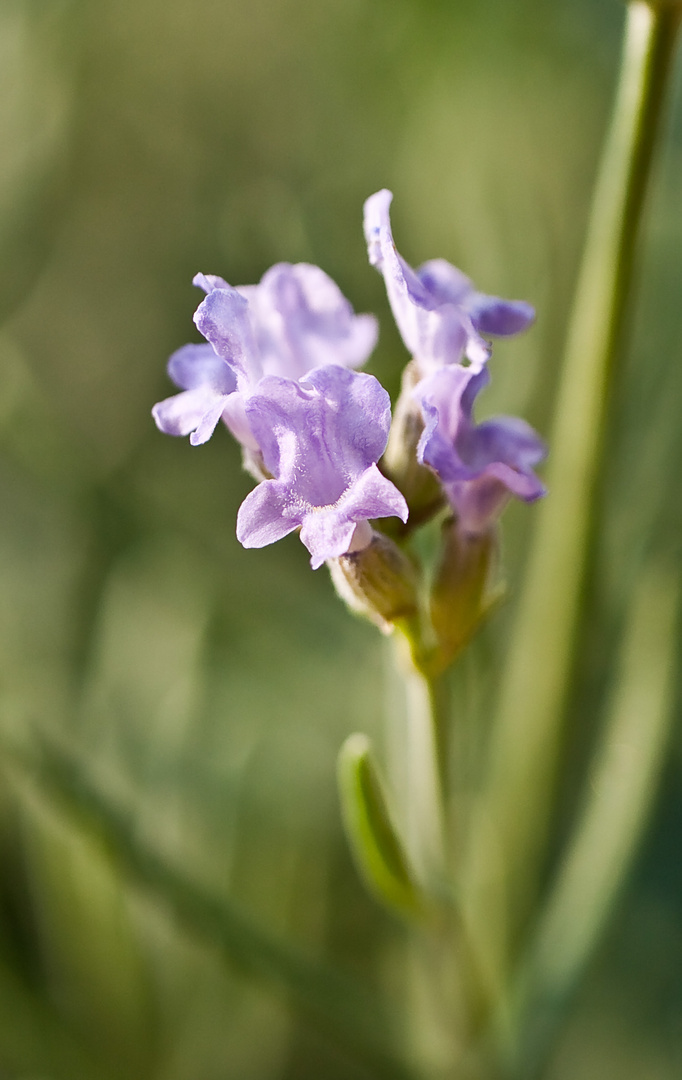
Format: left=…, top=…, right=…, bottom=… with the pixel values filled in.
left=463, top=0, right=682, bottom=997
left=392, top=634, right=450, bottom=889
left=508, top=558, right=680, bottom=1077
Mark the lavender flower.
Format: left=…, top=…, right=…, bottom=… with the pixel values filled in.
left=236, top=365, right=408, bottom=568
left=417, top=365, right=546, bottom=534
left=363, top=189, right=534, bottom=372
left=153, top=263, right=378, bottom=447
left=151, top=342, right=259, bottom=449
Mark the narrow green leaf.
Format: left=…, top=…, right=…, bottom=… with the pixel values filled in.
left=3, top=736, right=418, bottom=1080
left=338, top=733, right=426, bottom=920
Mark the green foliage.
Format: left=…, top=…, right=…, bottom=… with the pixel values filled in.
left=338, top=734, right=425, bottom=920
left=0, top=0, right=681, bottom=1076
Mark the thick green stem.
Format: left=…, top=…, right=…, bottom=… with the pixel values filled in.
left=508, top=559, right=680, bottom=1077
left=463, top=0, right=682, bottom=995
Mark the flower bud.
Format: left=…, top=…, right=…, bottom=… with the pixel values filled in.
left=328, top=531, right=419, bottom=632
left=381, top=361, right=444, bottom=528
left=430, top=519, right=503, bottom=670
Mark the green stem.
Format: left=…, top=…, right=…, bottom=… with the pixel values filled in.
left=426, top=671, right=451, bottom=823
left=463, top=0, right=682, bottom=991
left=509, top=559, right=681, bottom=1077
left=387, top=640, right=478, bottom=1076
left=397, top=643, right=449, bottom=888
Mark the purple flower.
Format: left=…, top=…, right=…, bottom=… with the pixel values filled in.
left=236, top=365, right=408, bottom=568
left=153, top=263, right=378, bottom=447
left=151, top=343, right=259, bottom=450
left=363, top=189, right=535, bottom=372
left=417, top=365, right=546, bottom=534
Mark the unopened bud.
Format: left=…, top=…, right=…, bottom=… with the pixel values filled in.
left=328, top=531, right=419, bottom=632
left=430, top=520, right=503, bottom=670
left=381, top=361, right=443, bottom=527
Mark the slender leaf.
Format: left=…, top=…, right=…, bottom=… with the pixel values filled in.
left=338, top=733, right=425, bottom=920
left=4, top=736, right=419, bottom=1080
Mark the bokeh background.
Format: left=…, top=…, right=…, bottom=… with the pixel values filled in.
left=1, top=0, right=682, bottom=1076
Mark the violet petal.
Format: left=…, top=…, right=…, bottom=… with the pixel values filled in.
left=152, top=386, right=228, bottom=441
left=193, top=286, right=260, bottom=385
left=299, top=463, right=409, bottom=568
left=245, top=262, right=378, bottom=380
left=416, top=365, right=546, bottom=532
left=238, top=365, right=407, bottom=566
left=189, top=398, right=232, bottom=446
left=415, top=259, right=472, bottom=305
left=466, top=295, right=535, bottom=337
left=364, top=188, right=534, bottom=370
left=236, top=480, right=302, bottom=549
left=193, top=272, right=231, bottom=294
left=153, top=344, right=237, bottom=444
left=167, top=343, right=237, bottom=394
left=220, top=391, right=259, bottom=452
left=364, top=189, right=457, bottom=367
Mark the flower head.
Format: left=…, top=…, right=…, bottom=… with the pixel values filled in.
left=236, top=365, right=408, bottom=568
left=153, top=263, right=378, bottom=447
left=363, top=189, right=534, bottom=372
left=417, top=365, right=546, bottom=534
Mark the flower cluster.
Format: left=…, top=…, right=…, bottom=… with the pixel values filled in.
left=363, top=189, right=546, bottom=536
left=153, top=191, right=545, bottom=570
left=153, top=261, right=408, bottom=566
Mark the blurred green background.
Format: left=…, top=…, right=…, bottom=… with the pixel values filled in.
left=1, top=0, right=682, bottom=1076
